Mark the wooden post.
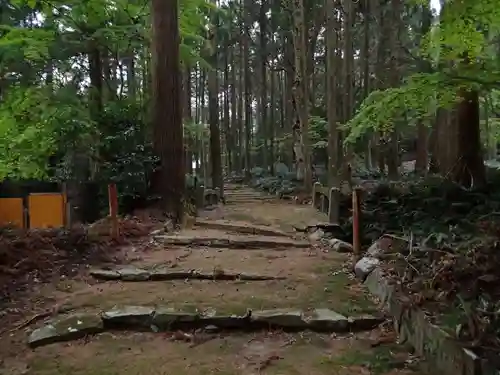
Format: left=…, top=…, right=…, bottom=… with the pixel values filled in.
left=312, top=182, right=321, bottom=208
left=108, top=183, right=119, bottom=239
left=352, top=187, right=361, bottom=259
left=328, top=187, right=340, bottom=224
left=62, top=183, right=70, bottom=229
left=320, top=194, right=327, bottom=214
left=196, top=184, right=205, bottom=209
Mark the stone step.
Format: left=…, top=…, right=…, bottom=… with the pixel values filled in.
left=156, top=234, right=310, bottom=249
left=89, top=267, right=285, bottom=282
left=194, top=219, right=288, bottom=237
left=28, top=306, right=385, bottom=348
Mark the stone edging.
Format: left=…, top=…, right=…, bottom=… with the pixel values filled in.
left=28, top=306, right=384, bottom=349
left=89, top=267, right=285, bottom=282
left=357, top=246, right=497, bottom=375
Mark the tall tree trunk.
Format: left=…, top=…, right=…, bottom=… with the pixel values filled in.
left=223, top=49, right=232, bottom=173
left=362, top=0, right=371, bottom=169
left=291, top=0, right=312, bottom=191
left=183, top=67, right=193, bottom=173
left=269, top=66, right=276, bottom=175
left=259, top=0, right=268, bottom=171
left=342, top=0, right=354, bottom=174
left=230, top=36, right=239, bottom=172
left=88, top=46, right=103, bottom=121
left=375, top=0, right=388, bottom=175
left=243, top=0, right=252, bottom=177
left=453, top=87, right=485, bottom=187
left=87, top=45, right=103, bottom=180
left=237, top=32, right=245, bottom=172
left=199, top=70, right=209, bottom=180
left=326, top=0, right=341, bottom=222
left=151, top=0, right=185, bottom=222
left=126, top=49, right=136, bottom=98
left=284, top=31, right=294, bottom=167
left=208, top=21, right=224, bottom=199
left=386, top=0, right=401, bottom=179
left=415, top=6, right=433, bottom=174
left=415, top=120, right=428, bottom=174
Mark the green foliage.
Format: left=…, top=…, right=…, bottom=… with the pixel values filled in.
left=0, top=86, right=93, bottom=180
left=184, top=119, right=209, bottom=141
left=309, top=116, right=328, bottom=149
left=345, top=0, right=500, bottom=144
left=0, top=0, right=216, bottom=183
left=3, top=0, right=215, bottom=66
left=0, top=26, right=54, bottom=61
left=345, top=73, right=459, bottom=142
left=95, top=102, right=157, bottom=198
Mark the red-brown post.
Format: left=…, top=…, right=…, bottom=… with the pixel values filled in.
left=352, top=187, right=361, bottom=259
left=108, top=183, right=119, bottom=239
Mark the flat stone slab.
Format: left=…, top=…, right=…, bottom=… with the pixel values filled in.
left=89, top=269, right=121, bottom=280
left=118, top=267, right=151, bottom=281
left=28, top=314, right=104, bottom=348
left=194, top=219, right=289, bottom=237
left=102, top=306, right=155, bottom=329
left=90, top=268, right=149, bottom=281
left=157, top=234, right=310, bottom=249
left=251, top=309, right=307, bottom=329
left=201, top=309, right=251, bottom=329
left=151, top=307, right=199, bottom=331
left=90, top=267, right=285, bottom=282
left=303, top=308, right=348, bottom=331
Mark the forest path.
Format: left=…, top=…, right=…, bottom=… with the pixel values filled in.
left=1, top=184, right=422, bottom=375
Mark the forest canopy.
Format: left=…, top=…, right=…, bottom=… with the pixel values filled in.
left=1, top=0, right=500, bottom=193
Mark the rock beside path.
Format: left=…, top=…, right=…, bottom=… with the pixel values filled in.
left=354, top=257, right=380, bottom=281
left=328, top=238, right=354, bottom=253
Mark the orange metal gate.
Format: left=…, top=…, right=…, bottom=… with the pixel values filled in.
left=0, top=198, right=24, bottom=228
left=28, top=193, right=66, bottom=229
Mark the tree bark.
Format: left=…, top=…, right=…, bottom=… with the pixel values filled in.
left=243, top=0, right=253, bottom=177
left=453, top=89, right=485, bottom=187
left=291, top=0, right=312, bottom=191
left=151, top=0, right=185, bottom=222
left=326, top=0, right=341, bottom=222
left=208, top=19, right=224, bottom=199
left=259, top=0, right=268, bottom=171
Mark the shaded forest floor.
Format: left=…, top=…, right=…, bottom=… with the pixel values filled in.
left=0, top=184, right=423, bottom=375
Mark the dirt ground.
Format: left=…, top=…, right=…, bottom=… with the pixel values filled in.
left=0, top=184, right=424, bottom=375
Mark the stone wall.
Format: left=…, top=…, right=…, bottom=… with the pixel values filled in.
left=356, top=237, right=498, bottom=375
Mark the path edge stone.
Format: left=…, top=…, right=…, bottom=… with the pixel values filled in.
left=361, top=265, right=496, bottom=375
